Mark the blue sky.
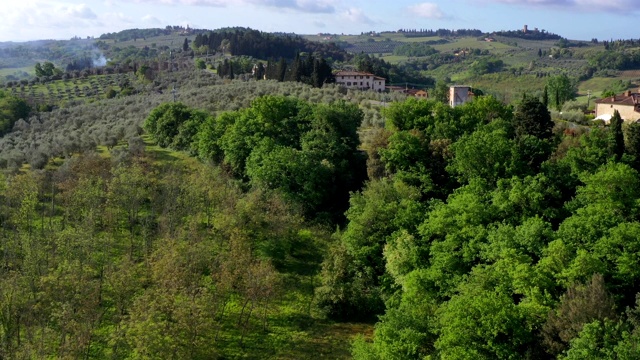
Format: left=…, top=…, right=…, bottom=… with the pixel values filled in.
left=0, top=0, right=636, bottom=42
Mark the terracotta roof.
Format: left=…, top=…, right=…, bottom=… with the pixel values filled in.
left=386, top=86, right=405, bottom=92
left=594, top=92, right=640, bottom=106
left=335, top=70, right=375, bottom=77
left=373, top=76, right=386, bottom=81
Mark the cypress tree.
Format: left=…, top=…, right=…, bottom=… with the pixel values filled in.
left=609, top=110, right=624, bottom=161
left=277, top=57, right=287, bottom=82
left=626, top=121, right=640, bottom=170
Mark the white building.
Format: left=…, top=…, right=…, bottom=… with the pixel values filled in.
left=449, top=85, right=473, bottom=107
left=594, top=90, right=640, bottom=122
left=334, top=71, right=386, bottom=92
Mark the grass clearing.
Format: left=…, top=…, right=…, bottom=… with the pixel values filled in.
left=0, top=66, right=33, bottom=77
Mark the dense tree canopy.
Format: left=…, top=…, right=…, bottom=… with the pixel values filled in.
left=0, top=90, right=30, bottom=136
left=147, top=95, right=366, bottom=220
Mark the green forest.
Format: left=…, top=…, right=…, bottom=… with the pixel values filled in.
left=2, top=25, right=640, bottom=359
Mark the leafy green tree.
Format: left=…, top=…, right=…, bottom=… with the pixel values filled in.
left=457, top=94, right=513, bottom=129
left=299, top=101, right=367, bottom=217
left=315, top=179, right=423, bottom=319
left=447, top=126, right=515, bottom=185
left=512, top=134, right=554, bottom=176
left=491, top=174, right=563, bottom=224
left=352, top=269, right=438, bottom=360
left=593, top=222, right=640, bottom=304
left=144, top=102, right=203, bottom=149
left=383, top=97, right=438, bottom=131
left=560, top=128, right=612, bottom=176
left=419, top=180, right=496, bottom=297
left=561, top=319, right=629, bottom=360
left=513, top=96, right=554, bottom=140
left=547, top=74, right=576, bottom=111
left=435, top=269, right=535, bottom=359
left=194, top=58, right=206, bottom=69
left=380, top=130, right=433, bottom=193
left=246, top=140, right=326, bottom=210
left=34, top=62, right=44, bottom=77
left=432, top=81, right=449, bottom=104
left=42, top=62, right=55, bottom=76
left=0, top=90, right=30, bottom=136
left=197, top=111, right=237, bottom=163
left=217, top=96, right=311, bottom=175
left=136, top=64, right=152, bottom=82
left=174, top=109, right=209, bottom=153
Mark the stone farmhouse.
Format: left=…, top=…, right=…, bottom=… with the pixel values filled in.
left=334, top=71, right=386, bottom=92
left=594, top=89, right=640, bottom=122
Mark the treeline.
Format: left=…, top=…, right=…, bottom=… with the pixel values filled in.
left=217, top=54, right=334, bottom=88
left=493, top=29, right=563, bottom=40
left=603, top=38, right=640, bottom=51
left=193, top=27, right=348, bottom=61
left=65, top=57, right=95, bottom=72
left=144, top=95, right=366, bottom=221
left=311, top=94, right=640, bottom=358
left=397, top=29, right=484, bottom=38
left=98, top=26, right=198, bottom=42
left=588, top=49, right=640, bottom=71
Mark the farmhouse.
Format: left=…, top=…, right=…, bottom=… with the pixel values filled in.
left=406, top=89, right=429, bottom=99
left=334, top=71, right=386, bottom=92
left=594, top=89, right=640, bottom=122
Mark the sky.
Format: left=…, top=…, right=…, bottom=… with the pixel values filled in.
left=0, top=0, right=637, bottom=42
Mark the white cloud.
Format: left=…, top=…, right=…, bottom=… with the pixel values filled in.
left=119, top=0, right=336, bottom=13
left=487, top=0, right=631, bottom=13
left=341, top=8, right=375, bottom=25
left=142, top=14, right=162, bottom=24
left=61, top=4, right=98, bottom=19
left=0, top=1, right=135, bottom=41
left=408, top=3, right=446, bottom=19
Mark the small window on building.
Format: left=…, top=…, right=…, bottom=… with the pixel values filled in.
left=347, top=82, right=351, bottom=86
